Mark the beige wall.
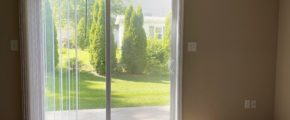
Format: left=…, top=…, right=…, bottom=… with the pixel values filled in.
left=182, top=0, right=278, bottom=120
left=274, top=0, right=290, bottom=120
left=0, top=0, right=280, bottom=120
left=0, top=0, right=22, bottom=120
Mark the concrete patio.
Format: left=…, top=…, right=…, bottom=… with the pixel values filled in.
left=46, top=106, right=170, bottom=120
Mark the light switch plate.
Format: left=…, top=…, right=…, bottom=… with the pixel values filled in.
left=10, top=40, right=18, bottom=51
left=244, top=100, right=251, bottom=109
left=188, top=42, right=197, bottom=52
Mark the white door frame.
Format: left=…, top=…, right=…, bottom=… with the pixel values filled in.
left=171, top=0, right=184, bottom=120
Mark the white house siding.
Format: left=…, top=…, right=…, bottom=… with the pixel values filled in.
left=115, top=15, right=166, bottom=48
left=113, top=0, right=171, bottom=48
left=128, top=0, right=171, bottom=17
left=117, top=23, right=124, bottom=48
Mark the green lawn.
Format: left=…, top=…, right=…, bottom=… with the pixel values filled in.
left=45, top=49, right=170, bottom=110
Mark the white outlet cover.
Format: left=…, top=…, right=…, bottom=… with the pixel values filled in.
left=251, top=100, right=257, bottom=109
left=188, top=42, right=197, bottom=52
left=244, top=100, right=251, bottom=109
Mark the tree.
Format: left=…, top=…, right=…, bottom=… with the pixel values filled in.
left=54, top=25, right=59, bottom=66
left=162, top=13, right=172, bottom=65
left=88, top=0, right=99, bottom=45
left=77, top=17, right=88, bottom=50
left=121, top=5, right=134, bottom=73
left=163, top=13, right=172, bottom=50
left=88, top=0, right=125, bottom=46
left=121, top=5, right=147, bottom=74
left=89, top=0, right=106, bottom=75
left=110, top=28, right=117, bottom=71
left=134, top=6, right=147, bottom=73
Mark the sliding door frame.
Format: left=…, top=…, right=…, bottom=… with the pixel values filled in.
left=171, top=0, right=184, bottom=120
left=20, top=0, right=184, bottom=119
left=105, top=0, right=111, bottom=119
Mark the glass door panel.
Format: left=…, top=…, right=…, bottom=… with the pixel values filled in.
left=43, top=0, right=106, bottom=119
left=42, top=0, right=178, bottom=119
left=111, top=0, right=173, bottom=120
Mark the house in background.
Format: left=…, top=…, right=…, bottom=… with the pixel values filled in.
left=115, top=16, right=166, bottom=47
left=114, top=0, right=171, bottom=48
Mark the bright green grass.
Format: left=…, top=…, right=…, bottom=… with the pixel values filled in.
left=45, top=49, right=170, bottom=110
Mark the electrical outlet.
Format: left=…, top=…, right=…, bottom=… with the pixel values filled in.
left=188, top=42, right=197, bottom=52
left=244, top=100, right=251, bottom=109
left=251, top=100, right=256, bottom=109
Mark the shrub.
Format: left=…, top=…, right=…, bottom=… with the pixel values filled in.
left=77, top=17, right=89, bottom=50
left=65, top=57, right=84, bottom=71
left=62, top=39, right=76, bottom=49
left=145, top=39, right=169, bottom=74
left=145, top=13, right=172, bottom=75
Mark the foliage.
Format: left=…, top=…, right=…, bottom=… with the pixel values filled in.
left=65, top=57, right=84, bottom=71
left=144, top=13, right=172, bottom=74
left=54, top=26, right=59, bottom=66
left=88, top=0, right=118, bottom=75
left=61, top=48, right=94, bottom=71
left=120, top=5, right=133, bottom=73
left=163, top=13, right=172, bottom=46
left=114, top=48, right=124, bottom=73
left=84, top=0, right=126, bottom=46
left=145, top=39, right=169, bottom=74
left=121, top=5, right=147, bottom=74
left=62, top=39, right=76, bottom=49
left=88, top=0, right=99, bottom=45
left=163, top=13, right=172, bottom=61
left=77, top=17, right=88, bottom=50
left=134, top=6, right=147, bottom=73
left=89, top=0, right=106, bottom=75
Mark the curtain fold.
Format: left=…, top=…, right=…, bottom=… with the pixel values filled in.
left=20, top=0, right=81, bottom=119
left=20, top=0, right=44, bottom=120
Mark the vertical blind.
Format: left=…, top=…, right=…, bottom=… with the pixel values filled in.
left=21, top=0, right=86, bottom=119
left=43, top=0, right=81, bottom=119
left=22, top=0, right=109, bottom=118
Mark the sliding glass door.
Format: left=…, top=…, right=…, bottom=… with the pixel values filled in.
left=39, top=0, right=182, bottom=120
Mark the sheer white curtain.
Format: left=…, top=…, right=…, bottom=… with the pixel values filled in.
left=21, top=0, right=44, bottom=120
left=21, top=0, right=80, bottom=120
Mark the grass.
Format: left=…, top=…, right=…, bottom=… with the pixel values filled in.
left=45, top=49, right=170, bottom=110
